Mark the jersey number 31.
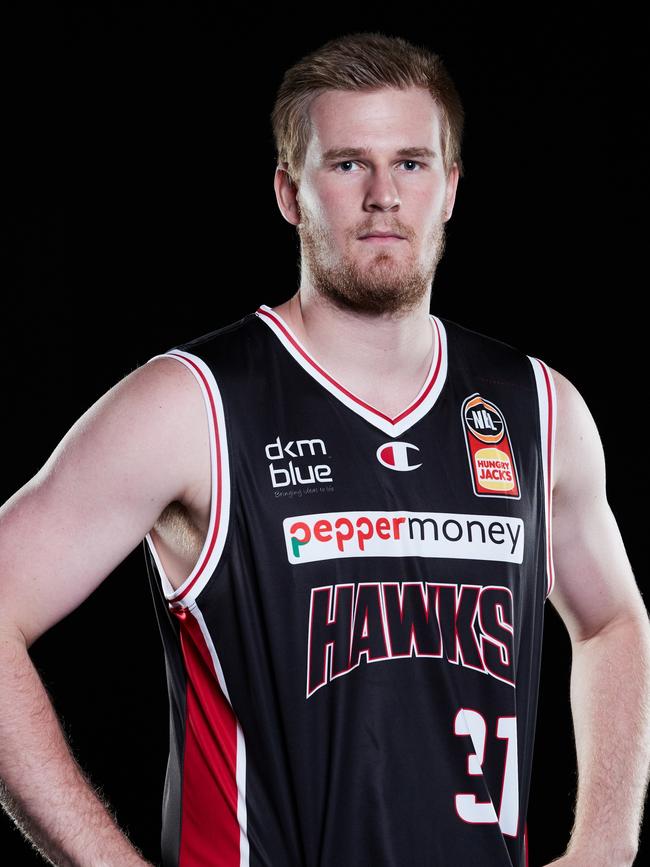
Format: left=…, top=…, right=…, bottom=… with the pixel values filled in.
left=453, top=708, right=519, bottom=837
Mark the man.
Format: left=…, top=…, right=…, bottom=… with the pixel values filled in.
left=1, top=30, right=648, bottom=867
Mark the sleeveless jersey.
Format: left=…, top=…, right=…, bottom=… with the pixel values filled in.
left=142, top=303, right=557, bottom=867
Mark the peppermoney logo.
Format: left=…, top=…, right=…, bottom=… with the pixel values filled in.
left=284, top=510, right=524, bottom=564
left=265, top=435, right=333, bottom=489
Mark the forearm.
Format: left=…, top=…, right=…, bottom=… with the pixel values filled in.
left=564, top=614, right=650, bottom=864
left=0, top=629, right=152, bottom=867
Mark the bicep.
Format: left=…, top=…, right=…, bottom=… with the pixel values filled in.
left=548, top=367, right=645, bottom=642
left=0, top=357, right=206, bottom=648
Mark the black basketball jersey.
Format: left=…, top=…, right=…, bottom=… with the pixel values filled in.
left=142, top=303, right=557, bottom=867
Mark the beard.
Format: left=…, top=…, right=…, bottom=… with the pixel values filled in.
left=296, top=204, right=447, bottom=316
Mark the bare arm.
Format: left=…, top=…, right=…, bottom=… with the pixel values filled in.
left=0, top=625, right=152, bottom=867
left=542, top=367, right=650, bottom=867
left=0, top=356, right=209, bottom=866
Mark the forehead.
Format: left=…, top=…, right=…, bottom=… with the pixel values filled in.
left=305, top=86, right=443, bottom=159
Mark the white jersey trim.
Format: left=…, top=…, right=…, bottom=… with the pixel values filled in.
left=255, top=304, right=449, bottom=437
left=527, top=356, right=557, bottom=599
left=143, top=349, right=231, bottom=609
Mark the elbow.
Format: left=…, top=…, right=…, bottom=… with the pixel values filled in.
left=573, top=608, right=650, bottom=645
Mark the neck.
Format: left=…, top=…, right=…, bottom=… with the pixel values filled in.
left=271, top=286, right=436, bottom=410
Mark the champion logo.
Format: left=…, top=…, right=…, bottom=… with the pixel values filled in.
left=376, top=441, right=422, bottom=471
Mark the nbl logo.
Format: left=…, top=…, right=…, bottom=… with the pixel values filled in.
left=464, top=401, right=504, bottom=442
left=461, top=394, right=520, bottom=498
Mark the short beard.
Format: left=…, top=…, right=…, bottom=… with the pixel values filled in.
left=296, top=209, right=447, bottom=316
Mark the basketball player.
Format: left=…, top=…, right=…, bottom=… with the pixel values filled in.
left=1, top=31, right=649, bottom=867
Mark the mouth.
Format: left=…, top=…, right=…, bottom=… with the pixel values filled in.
left=358, top=233, right=406, bottom=242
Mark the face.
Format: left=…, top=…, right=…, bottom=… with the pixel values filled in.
left=287, top=86, right=458, bottom=315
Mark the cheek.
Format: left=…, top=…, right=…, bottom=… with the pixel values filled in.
left=418, top=188, right=445, bottom=220
left=409, top=176, right=445, bottom=209
left=314, top=201, right=350, bottom=246
left=319, top=191, right=348, bottom=228
left=319, top=176, right=361, bottom=214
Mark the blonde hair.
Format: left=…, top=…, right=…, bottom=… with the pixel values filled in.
left=271, top=31, right=465, bottom=187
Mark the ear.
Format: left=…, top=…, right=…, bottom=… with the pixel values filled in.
left=443, top=162, right=460, bottom=222
left=274, top=163, right=301, bottom=227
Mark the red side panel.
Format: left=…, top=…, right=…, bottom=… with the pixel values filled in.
left=177, top=607, right=240, bottom=867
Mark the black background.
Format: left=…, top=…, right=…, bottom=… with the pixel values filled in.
left=1, top=3, right=648, bottom=865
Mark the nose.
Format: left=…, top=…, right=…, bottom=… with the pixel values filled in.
left=363, top=167, right=401, bottom=212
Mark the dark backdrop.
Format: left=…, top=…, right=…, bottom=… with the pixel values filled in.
left=1, top=4, right=647, bottom=865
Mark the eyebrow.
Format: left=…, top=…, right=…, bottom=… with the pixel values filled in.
left=321, top=146, right=437, bottom=164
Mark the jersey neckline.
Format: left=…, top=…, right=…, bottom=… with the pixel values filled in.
left=254, top=303, right=449, bottom=437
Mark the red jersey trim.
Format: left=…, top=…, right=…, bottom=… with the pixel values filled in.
left=168, top=352, right=222, bottom=603
left=143, top=349, right=232, bottom=608
left=540, top=361, right=556, bottom=598
left=254, top=304, right=447, bottom=435
left=527, top=355, right=557, bottom=600
left=255, top=304, right=442, bottom=423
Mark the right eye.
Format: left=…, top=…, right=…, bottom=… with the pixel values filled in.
left=334, top=161, right=361, bottom=173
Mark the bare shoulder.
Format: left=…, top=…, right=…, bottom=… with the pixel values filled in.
left=66, top=353, right=209, bottom=499
left=543, top=365, right=646, bottom=637
left=112, top=354, right=210, bottom=504
left=138, top=353, right=210, bottom=487
left=546, top=365, right=606, bottom=498
left=0, top=353, right=210, bottom=647
left=121, top=352, right=202, bottom=403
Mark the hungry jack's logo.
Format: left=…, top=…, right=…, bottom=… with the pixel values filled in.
left=461, top=394, right=520, bottom=498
